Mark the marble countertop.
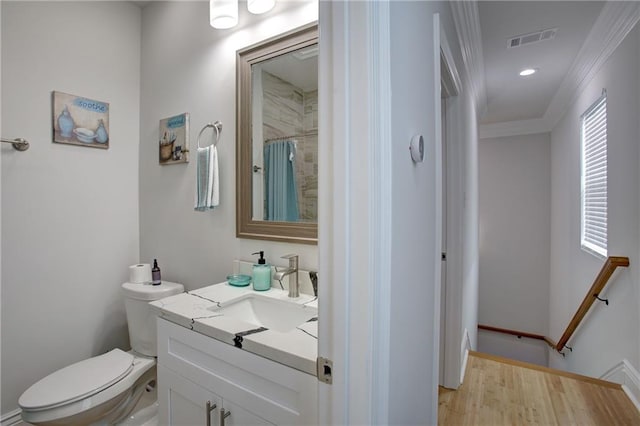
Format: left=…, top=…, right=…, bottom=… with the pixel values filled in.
left=150, top=283, right=318, bottom=376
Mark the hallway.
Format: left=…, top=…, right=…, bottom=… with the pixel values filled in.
left=438, top=351, right=640, bottom=425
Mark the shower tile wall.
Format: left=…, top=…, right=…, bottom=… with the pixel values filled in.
left=262, top=71, right=318, bottom=221
left=262, top=71, right=303, bottom=139
left=300, top=90, right=318, bottom=221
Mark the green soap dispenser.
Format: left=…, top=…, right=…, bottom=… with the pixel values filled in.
left=252, top=251, right=271, bottom=291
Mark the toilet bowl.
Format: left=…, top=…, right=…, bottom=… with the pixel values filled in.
left=19, top=350, right=155, bottom=425
left=19, top=280, right=184, bottom=425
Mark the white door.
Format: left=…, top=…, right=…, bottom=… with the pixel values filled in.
left=158, top=364, right=222, bottom=426
left=439, top=95, right=448, bottom=386
left=221, top=399, right=275, bottom=426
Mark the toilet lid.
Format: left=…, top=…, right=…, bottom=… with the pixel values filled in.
left=19, top=349, right=134, bottom=411
left=121, top=281, right=184, bottom=301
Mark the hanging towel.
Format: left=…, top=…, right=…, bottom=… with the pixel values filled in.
left=194, top=144, right=219, bottom=211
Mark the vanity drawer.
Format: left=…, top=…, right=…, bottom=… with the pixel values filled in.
left=157, top=318, right=317, bottom=425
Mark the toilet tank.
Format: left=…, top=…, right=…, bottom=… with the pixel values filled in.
left=121, top=281, right=184, bottom=356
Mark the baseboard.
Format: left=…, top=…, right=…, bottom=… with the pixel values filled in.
left=0, top=409, right=23, bottom=426
left=460, top=328, right=471, bottom=383
left=600, top=359, right=640, bottom=412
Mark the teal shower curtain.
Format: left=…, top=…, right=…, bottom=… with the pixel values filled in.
left=264, top=140, right=299, bottom=221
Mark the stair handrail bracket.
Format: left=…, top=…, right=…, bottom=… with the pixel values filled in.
left=555, top=256, right=630, bottom=353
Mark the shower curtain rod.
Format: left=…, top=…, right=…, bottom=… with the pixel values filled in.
left=264, top=131, right=317, bottom=143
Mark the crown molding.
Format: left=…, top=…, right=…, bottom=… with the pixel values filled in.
left=544, top=1, right=640, bottom=129
left=450, top=0, right=486, bottom=111
left=479, top=117, right=551, bottom=140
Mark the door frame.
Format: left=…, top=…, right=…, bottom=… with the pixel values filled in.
left=317, top=1, right=393, bottom=424
left=317, top=2, right=466, bottom=423
left=439, top=27, right=465, bottom=390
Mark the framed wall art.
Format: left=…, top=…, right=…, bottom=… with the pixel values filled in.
left=159, top=113, right=189, bottom=165
left=52, top=91, right=109, bottom=149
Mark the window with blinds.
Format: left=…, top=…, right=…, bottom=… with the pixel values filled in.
left=580, top=92, right=607, bottom=257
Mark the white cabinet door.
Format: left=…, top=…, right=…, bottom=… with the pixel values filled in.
left=158, top=364, right=222, bottom=426
left=158, top=318, right=318, bottom=425
left=220, top=399, right=274, bottom=426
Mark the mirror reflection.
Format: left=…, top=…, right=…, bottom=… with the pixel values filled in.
left=237, top=24, right=317, bottom=244
left=251, top=45, right=318, bottom=223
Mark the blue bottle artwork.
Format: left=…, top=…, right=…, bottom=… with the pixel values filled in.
left=95, top=119, right=109, bottom=143
left=57, top=105, right=74, bottom=138
left=53, top=91, right=110, bottom=149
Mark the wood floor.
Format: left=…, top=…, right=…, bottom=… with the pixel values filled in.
left=438, top=351, right=640, bottom=425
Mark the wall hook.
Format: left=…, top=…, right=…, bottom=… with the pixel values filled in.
left=593, top=294, right=609, bottom=305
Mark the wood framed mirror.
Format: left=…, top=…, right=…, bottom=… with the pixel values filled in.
left=236, top=23, right=318, bottom=244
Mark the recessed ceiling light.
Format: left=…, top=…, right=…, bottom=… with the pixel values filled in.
left=519, top=68, right=537, bottom=77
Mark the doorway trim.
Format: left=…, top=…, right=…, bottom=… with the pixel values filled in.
left=317, top=1, right=393, bottom=424
left=438, top=17, right=465, bottom=391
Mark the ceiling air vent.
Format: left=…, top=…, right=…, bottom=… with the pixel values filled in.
left=507, top=28, right=557, bottom=49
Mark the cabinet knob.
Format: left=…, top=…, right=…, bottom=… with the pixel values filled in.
left=221, top=408, right=231, bottom=425
left=206, top=401, right=217, bottom=426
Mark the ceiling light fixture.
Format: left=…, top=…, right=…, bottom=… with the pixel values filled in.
left=247, top=0, right=276, bottom=15
left=210, top=0, right=238, bottom=29
left=519, top=68, right=537, bottom=77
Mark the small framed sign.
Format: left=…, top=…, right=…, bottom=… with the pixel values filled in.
left=52, top=91, right=110, bottom=149
left=159, top=113, right=189, bottom=165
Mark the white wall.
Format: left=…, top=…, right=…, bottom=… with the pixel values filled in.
left=387, top=2, right=440, bottom=420
left=0, top=4, right=3, bottom=416
left=549, top=24, right=640, bottom=376
left=387, top=1, right=479, bottom=422
left=138, top=1, right=318, bottom=290
left=460, top=91, right=480, bottom=354
left=317, top=1, right=479, bottom=422
left=478, top=329, right=548, bottom=366
left=478, top=132, right=551, bottom=366
left=0, top=0, right=141, bottom=415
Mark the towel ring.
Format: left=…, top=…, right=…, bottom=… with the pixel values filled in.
left=197, top=121, right=222, bottom=149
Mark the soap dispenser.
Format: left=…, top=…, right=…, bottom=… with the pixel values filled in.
left=252, top=251, right=271, bottom=291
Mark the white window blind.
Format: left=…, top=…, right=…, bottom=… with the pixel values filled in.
left=580, top=92, right=607, bottom=257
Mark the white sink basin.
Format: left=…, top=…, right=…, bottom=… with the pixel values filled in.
left=209, top=294, right=317, bottom=333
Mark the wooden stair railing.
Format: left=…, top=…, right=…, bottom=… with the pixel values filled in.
left=555, top=256, right=629, bottom=352
left=478, top=256, right=629, bottom=355
left=477, top=324, right=557, bottom=349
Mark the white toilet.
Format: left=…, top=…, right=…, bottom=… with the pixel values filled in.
left=19, top=281, right=184, bottom=425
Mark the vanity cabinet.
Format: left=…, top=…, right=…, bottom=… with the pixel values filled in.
left=159, top=365, right=272, bottom=425
left=157, top=318, right=318, bottom=425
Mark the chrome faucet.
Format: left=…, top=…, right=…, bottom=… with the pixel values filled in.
left=273, top=254, right=299, bottom=298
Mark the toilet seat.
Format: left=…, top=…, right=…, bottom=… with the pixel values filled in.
left=20, top=349, right=134, bottom=411
left=19, top=350, right=155, bottom=425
